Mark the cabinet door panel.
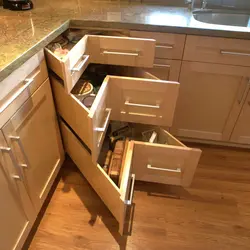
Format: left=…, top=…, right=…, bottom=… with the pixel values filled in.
left=230, top=90, right=250, bottom=144
left=0, top=131, right=35, bottom=250
left=172, top=61, right=250, bottom=141
left=2, top=79, right=64, bottom=211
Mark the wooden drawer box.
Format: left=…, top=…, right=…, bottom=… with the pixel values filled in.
left=51, top=71, right=179, bottom=162
left=60, top=119, right=201, bottom=235
left=130, top=31, right=186, bottom=60
left=45, top=34, right=156, bottom=93
left=184, top=35, right=250, bottom=67
left=60, top=120, right=134, bottom=235
left=131, top=126, right=201, bottom=187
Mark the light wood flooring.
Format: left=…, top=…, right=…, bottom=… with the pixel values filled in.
left=24, top=144, right=250, bottom=250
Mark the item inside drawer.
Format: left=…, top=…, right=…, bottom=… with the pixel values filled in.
left=98, top=121, right=133, bottom=188
left=129, top=124, right=185, bottom=147
left=46, top=28, right=128, bottom=59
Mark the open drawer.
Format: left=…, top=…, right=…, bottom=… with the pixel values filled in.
left=60, top=120, right=135, bottom=235
left=130, top=125, right=202, bottom=187
left=45, top=32, right=156, bottom=93
left=51, top=70, right=179, bottom=163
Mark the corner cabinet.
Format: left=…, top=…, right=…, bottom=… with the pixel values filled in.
left=46, top=29, right=202, bottom=235
left=171, top=61, right=250, bottom=142
left=2, top=79, right=64, bottom=212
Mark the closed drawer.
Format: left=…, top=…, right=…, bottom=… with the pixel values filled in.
left=45, top=33, right=156, bottom=93
left=0, top=58, right=48, bottom=128
left=131, top=125, right=202, bottom=187
left=146, top=59, right=181, bottom=81
left=60, top=120, right=135, bottom=235
left=51, top=71, right=179, bottom=162
left=130, top=31, right=186, bottom=60
left=184, top=35, right=250, bottom=66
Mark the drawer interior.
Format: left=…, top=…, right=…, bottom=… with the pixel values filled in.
left=97, top=121, right=187, bottom=183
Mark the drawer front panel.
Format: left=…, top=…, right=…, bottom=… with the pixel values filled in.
left=147, top=59, right=181, bottom=81
left=130, top=31, right=186, bottom=60
left=108, top=76, right=180, bottom=127
left=131, top=129, right=201, bottom=187
left=60, top=120, right=134, bottom=235
left=184, top=35, right=250, bottom=66
left=86, top=35, right=155, bottom=68
left=0, top=59, right=48, bottom=128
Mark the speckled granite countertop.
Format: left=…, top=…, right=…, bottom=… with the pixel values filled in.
left=1, top=0, right=250, bottom=82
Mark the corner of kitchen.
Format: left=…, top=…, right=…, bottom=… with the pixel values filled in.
left=0, top=0, right=250, bottom=249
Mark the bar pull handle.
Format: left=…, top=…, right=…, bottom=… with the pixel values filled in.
left=96, top=108, right=112, bottom=146
left=71, top=55, right=89, bottom=72
left=221, top=50, right=250, bottom=57
left=0, top=147, right=23, bottom=180
left=103, top=51, right=139, bottom=57
left=153, top=64, right=171, bottom=68
left=156, top=45, right=174, bottom=50
left=125, top=174, right=135, bottom=206
left=9, top=136, right=29, bottom=168
left=147, top=164, right=181, bottom=173
left=95, top=108, right=111, bottom=132
left=125, top=100, right=160, bottom=109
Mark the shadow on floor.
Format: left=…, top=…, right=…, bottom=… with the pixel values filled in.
left=59, top=155, right=129, bottom=250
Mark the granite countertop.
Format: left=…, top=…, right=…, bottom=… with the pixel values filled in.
left=1, top=0, right=250, bottom=82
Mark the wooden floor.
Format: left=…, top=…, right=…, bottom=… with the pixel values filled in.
left=24, top=144, right=250, bottom=250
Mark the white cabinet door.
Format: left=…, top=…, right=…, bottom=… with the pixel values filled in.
left=171, top=61, right=250, bottom=142
left=230, top=90, right=250, bottom=144
left=0, top=131, right=35, bottom=250
left=2, top=79, right=64, bottom=212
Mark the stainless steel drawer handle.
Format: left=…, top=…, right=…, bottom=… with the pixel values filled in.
left=153, top=64, right=171, bottom=68
left=103, top=51, right=139, bottom=57
left=96, top=109, right=112, bottom=147
left=147, top=164, right=181, bottom=173
left=72, top=55, right=89, bottom=72
left=121, top=111, right=158, bottom=118
left=125, top=174, right=135, bottom=206
left=0, top=147, right=23, bottom=180
left=9, top=136, right=29, bottom=168
left=125, top=100, right=160, bottom=109
left=156, top=45, right=173, bottom=49
left=220, top=50, right=250, bottom=57
left=95, top=108, right=112, bottom=133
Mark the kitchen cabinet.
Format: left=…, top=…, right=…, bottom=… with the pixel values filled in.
left=171, top=61, right=250, bottom=142
left=2, top=79, right=64, bottom=212
left=0, top=131, right=35, bottom=250
left=46, top=29, right=202, bottom=235
left=184, top=35, right=250, bottom=67
left=230, top=89, right=250, bottom=144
